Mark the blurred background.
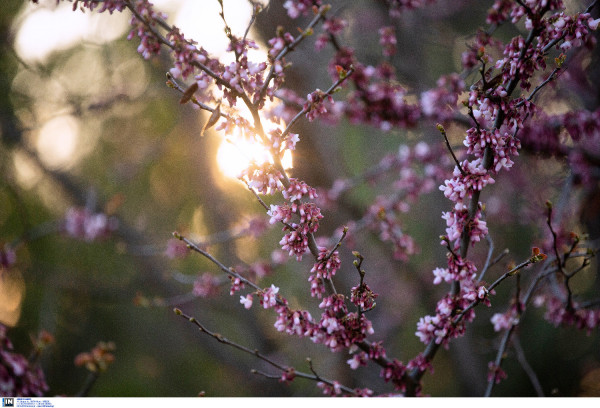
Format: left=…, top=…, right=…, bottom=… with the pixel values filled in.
left=1, top=0, right=599, bottom=397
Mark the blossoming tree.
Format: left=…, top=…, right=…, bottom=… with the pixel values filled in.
left=2, top=0, right=600, bottom=397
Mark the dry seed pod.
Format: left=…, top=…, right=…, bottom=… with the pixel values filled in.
left=201, top=101, right=221, bottom=137
left=179, top=82, right=199, bottom=104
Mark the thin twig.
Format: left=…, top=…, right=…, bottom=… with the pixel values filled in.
left=437, top=124, right=466, bottom=176
left=123, top=0, right=250, bottom=105
left=280, top=68, right=355, bottom=141
left=484, top=324, right=515, bottom=397
left=174, top=308, right=358, bottom=395
left=173, top=232, right=262, bottom=292
left=513, top=335, right=545, bottom=397
left=256, top=5, right=330, bottom=105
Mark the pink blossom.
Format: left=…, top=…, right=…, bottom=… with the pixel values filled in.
left=0, top=324, right=48, bottom=396
left=192, top=273, right=220, bottom=297
left=490, top=311, right=519, bottom=332
left=316, top=380, right=342, bottom=396
left=164, top=238, right=189, bottom=259
left=283, top=0, right=321, bottom=19
left=347, top=352, right=367, bottom=370
left=379, top=26, right=397, bottom=57
left=64, top=207, right=118, bottom=242
left=260, top=284, right=280, bottom=309
left=239, top=294, right=253, bottom=309
left=229, top=276, right=245, bottom=295
left=487, top=361, right=507, bottom=384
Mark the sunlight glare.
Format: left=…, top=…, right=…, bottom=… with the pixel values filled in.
left=173, top=0, right=254, bottom=59
left=14, top=1, right=129, bottom=63
left=0, top=268, right=25, bottom=327
left=216, top=134, right=270, bottom=179
left=36, top=115, right=80, bottom=169
left=13, top=151, right=42, bottom=190
left=216, top=122, right=294, bottom=180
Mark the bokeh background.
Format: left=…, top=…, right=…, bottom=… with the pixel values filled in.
left=1, top=0, right=599, bottom=397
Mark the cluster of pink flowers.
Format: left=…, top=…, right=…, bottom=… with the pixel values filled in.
left=517, top=107, right=600, bottom=187
left=73, top=0, right=126, bottom=13
left=283, top=0, right=321, bottom=19
left=380, top=359, right=407, bottom=391
left=164, top=238, right=189, bottom=259
left=223, top=39, right=269, bottom=106
left=309, top=247, right=341, bottom=298
left=487, top=361, right=507, bottom=385
left=322, top=143, right=448, bottom=261
left=268, top=129, right=300, bottom=156
left=0, top=325, right=48, bottom=396
left=441, top=202, right=488, bottom=247
left=267, top=31, right=295, bottom=59
left=350, top=282, right=378, bottom=311
left=241, top=163, right=285, bottom=195
left=338, top=56, right=421, bottom=131
left=542, top=296, right=600, bottom=333
left=417, top=251, right=489, bottom=347
left=420, top=74, right=465, bottom=122
left=315, top=295, right=375, bottom=352
left=304, top=89, right=334, bottom=122
left=490, top=306, right=521, bottom=332
left=63, top=207, right=118, bottom=242
left=266, top=178, right=324, bottom=261
left=268, top=201, right=323, bottom=260
left=316, top=380, right=342, bottom=396
left=126, top=1, right=166, bottom=60
left=167, top=28, right=212, bottom=83
left=378, top=26, right=397, bottom=57
left=192, top=273, right=221, bottom=298
left=38, top=0, right=600, bottom=397
left=407, top=2, right=600, bottom=385
left=272, top=303, right=314, bottom=336
left=432, top=0, right=600, bottom=262
left=315, top=17, right=348, bottom=51
left=240, top=284, right=378, bottom=358
left=229, top=276, right=245, bottom=296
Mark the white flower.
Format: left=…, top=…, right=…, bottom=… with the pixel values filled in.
left=240, top=294, right=253, bottom=309
left=588, top=17, right=600, bottom=30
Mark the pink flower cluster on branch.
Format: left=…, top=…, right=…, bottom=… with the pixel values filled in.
left=407, top=2, right=600, bottom=389
left=417, top=250, right=490, bottom=347
left=40, top=0, right=600, bottom=397
left=543, top=297, right=600, bottom=332
left=63, top=207, right=118, bottom=242
left=0, top=325, right=49, bottom=396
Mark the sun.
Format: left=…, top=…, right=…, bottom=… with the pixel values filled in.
left=216, top=124, right=293, bottom=180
